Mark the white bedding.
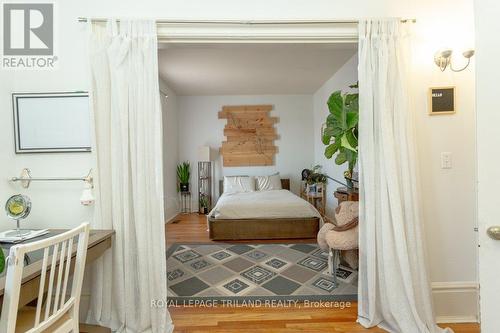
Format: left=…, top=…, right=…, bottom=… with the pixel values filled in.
left=209, top=189, right=322, bottom=220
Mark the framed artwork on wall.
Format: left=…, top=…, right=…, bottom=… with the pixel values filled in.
left=12, top=92, right=91, bottom=153
left=428, top=86, right=456, bottom=115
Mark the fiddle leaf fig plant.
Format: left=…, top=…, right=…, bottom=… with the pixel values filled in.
left=322, top=83, right=359, bottom=182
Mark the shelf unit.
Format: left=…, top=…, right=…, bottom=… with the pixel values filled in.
left=300, top=181, right=326, bottom=217
left=198, top=162, right=212, bottom=214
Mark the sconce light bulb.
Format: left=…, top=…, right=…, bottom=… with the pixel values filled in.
left=462, top=49, right=475, bottom=59
left=440, top=49, right=453, bottom=59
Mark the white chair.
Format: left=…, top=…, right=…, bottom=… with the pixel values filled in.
left=0, top=223, right=90, bottom=333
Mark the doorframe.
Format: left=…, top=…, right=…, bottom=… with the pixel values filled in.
left=153, top=18, right=479, bottom=325
left=155, top=20, right=358, bottom=44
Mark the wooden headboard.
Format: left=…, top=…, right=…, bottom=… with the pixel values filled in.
left=219, top=178, right=290, bottom=195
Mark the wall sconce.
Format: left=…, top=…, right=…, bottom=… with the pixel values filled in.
left=434, top=49, right=475, bottom=72
left=80, top=181, right=95, bottom=206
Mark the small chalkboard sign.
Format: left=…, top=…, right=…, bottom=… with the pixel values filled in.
left=429, top=86, right=455, bottom=115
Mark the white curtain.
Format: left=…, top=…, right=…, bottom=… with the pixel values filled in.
left=86, top=19, right=173, bottom=333
left=357, top=19, right=451, bottom=333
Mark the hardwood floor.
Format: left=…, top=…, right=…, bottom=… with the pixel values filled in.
left=166, top=214, right=479, bottom=333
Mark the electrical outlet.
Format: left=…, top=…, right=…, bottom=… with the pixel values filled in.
left=441, top=152, right=452, bottom=169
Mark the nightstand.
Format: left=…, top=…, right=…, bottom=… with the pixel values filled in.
left=334, top=187, right=359, bottom=204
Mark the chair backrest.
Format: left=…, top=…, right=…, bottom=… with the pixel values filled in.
left=0, top=223, right=90, bottom=333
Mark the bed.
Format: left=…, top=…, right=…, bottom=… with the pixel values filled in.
left=207, top=178, right=321, bottom=240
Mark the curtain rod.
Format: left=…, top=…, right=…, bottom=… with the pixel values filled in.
left=77, top=18, right=416, bottom=24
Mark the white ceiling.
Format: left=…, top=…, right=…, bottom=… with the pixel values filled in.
left=158, top=43, right=357, bottom=96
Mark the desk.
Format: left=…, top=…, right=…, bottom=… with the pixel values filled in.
left=0, top=229, right=114, bottom=332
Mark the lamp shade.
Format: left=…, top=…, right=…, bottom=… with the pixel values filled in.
left=80, top=182, right=95, bottom=206
left=198, top=146, right=212, bottom=162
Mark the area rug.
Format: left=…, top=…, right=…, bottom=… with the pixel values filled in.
left=166, top=243, right=357, bottom=303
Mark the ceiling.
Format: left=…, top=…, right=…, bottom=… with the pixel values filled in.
left=158, top=43, right=357, bottom=96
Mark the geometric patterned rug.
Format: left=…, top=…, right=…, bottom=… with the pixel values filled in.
left=167, top=243, right=357, bottom=302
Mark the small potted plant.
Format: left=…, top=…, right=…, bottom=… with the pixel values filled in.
left=303, top=165, right=327, bottom=195
left=199, top=195, right=209, bottom=215
left=177, top=162, right=191, bottom=192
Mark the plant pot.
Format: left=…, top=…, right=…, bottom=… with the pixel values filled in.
left=345, top=178, right=354, bottom=189
left=180, top=183, right=189, bottom=192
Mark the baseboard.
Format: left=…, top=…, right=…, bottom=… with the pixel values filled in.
left=165, top=212, right=180, bottom=224
left=431, top=281, right=479, bottom=323
left=436, top=315, right=479, bottom=324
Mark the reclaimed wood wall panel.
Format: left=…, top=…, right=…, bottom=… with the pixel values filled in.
left=219, top=104, right=277, bottom=167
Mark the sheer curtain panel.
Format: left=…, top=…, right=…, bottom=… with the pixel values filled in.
left=86, top=19, right=173, bottom=333
left=357, top=19, right=452, bottom=333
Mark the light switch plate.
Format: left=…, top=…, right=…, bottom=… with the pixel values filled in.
left=441, top=152, right=452, bottom=169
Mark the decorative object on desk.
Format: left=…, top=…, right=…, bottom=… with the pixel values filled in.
left=429, top=86, right=456, bottom=115
left=5, top=194, right=32, bottom=237
left=198, top=146, right=213, bottom=214
left=10, top=168, right=94, bottom=189
left=80, top=181, right=95, bottom=206
left=1, top=195, right=48, bottom=243
left=322, top=82, right=359, bottom=188
left=177, top=161, right=191, bottom=192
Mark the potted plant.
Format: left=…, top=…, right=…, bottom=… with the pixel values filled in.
left=322, top=83, right=359, bottom=188
left=302, top=165, right=327, bottom=195
left=177, top=162, right=191, bottom=192
left=199, top=195, right=209, bottom=215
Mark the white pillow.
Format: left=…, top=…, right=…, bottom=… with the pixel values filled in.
left=256, top=173, right=282, bottom=191
left=223, top=176, right=256, bottom=193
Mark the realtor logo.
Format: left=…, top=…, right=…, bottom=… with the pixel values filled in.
left=1, top=2, right=57, bottom=69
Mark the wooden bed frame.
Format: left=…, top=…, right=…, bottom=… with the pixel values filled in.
left=207, top=178, right=320, bottom=240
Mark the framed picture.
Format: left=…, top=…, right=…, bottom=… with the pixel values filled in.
left=13, top=92, right=91, bottom=153
left=428, top=86, right=456, bottom=115
left=307, top=183, right=317, bottom=195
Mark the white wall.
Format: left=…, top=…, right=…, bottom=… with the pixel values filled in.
left=0, top=20, right=92, bottom=231
left=0, top=0, right=477, bottom=323
left=410, top=0, right=478, bottom=322
left=177, top=94, right=314, bottom=209
left=160, top=79, right=180, bottom=221
left=313, top=55, right=358, bottom=218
